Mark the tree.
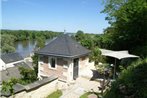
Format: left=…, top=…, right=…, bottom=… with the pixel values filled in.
left=89, top=47, right=104, bottom=65
left=81, top=39, right=94, bottom=49
left=32, top=54, right=39, bottom=76
left=1, top=44, right=15, bottom=53
left=1, top=34, right=16, bottom=53
left=18, top=66, right=37, bottom=84
left=104, top=58, right=147, bottom=98
left=36, top=36, right=45, bottom=49
left=1, top=29, right=61, bottom=41
left=2, top=78, right=18, bottom=96
left=75, top=30, right=85, bottom=41
left=102, top=0, right=147, bottom=58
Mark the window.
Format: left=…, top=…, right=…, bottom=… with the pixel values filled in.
left=50, top=58, right=56, bottom=69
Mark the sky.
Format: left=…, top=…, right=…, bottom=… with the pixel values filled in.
left=1, top=0, right=109, bottom=34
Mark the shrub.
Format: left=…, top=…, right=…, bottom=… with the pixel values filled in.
left=104, top=58, right=147, bottom=98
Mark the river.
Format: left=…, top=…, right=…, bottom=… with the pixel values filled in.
left=14, top=39, right=51, bottom=58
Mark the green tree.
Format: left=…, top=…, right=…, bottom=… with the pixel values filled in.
left=102, top=0, right=147, bottom=58
left=104, top=58, right=147, bottom=98
left=1, top=44, right=15, bottom=53
left=36, top=36, right=45, bottom=49
left=1, top=34, right=16, bottom=53
left=2, top=78, right=18, bottom=95
left=75, top=32, right=95, bottom=49
left=75, top=30, right=85, bottom=41
left=18, top=66, right=37, bottom=84
left=31, top=54, right=39, bottom=76
left=1, top=29, right=61, bottom=41
left=81, top=39, right=94, bottom=49
left=89, top=47, right=104, bottom=65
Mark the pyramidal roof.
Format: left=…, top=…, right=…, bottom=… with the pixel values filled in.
left=37, top=34, right=90, bottom=58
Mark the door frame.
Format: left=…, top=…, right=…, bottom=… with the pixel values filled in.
left=73, top=58, right=79, bottom=80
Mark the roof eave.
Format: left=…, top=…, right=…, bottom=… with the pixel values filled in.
left=35, top=51, right=90, bottom=58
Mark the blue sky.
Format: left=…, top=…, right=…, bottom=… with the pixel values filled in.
left=2, top=0, right=109, bottom=34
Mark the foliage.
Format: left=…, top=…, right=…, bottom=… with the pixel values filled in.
left=2, top=66, right=38, bottom=95
left=18, top=66, right=37, bottom=84
left=1, top=44, right=15, bottom=53
left=80, top=38, right=94, bottom=50
left=46, top=90, right=62, bottom=98
left=2, top=78, right=18, bottom=95
left=80, top=92, right=99, bottom=98
left=1, top=34, right=16, bottom=53
left=80, top=92, right=92, bottom=98
left=75, top=30, right=85, bottom=41
left=32, top=54, right=39, bottom=76
left=102, top=0, right=147, bottom=58
left=96, top=64, right=109, bottom=75
left=74, top=30, right=97, bottom=50
left=1, top=30, right=62, bottom=41
left=104, top=58, right=147, bottom=98
left=74, top=31, right=107, bottom=63
left=89, top=47, right=104, bottom=65
left=1, top=30, right=62, bottom=53
left=36, top=36, right=45, bottom=49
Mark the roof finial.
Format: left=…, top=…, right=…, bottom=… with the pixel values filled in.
left=64, top=29, right=66, bottom=34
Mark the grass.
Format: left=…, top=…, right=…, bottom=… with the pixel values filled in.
left=47, top=90, right=62, bottom=98
left=80, top=92, right=92, bottom=98
left=80, top=92, right=100, bottom=98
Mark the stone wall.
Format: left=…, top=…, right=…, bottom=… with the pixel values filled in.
left=79, top=56, right=94, bottom=77
left=79, top=56, right=89, bottom=69
left=1, top=77, right=59, bottom=98
left=40, top=57, right=68, bottom=80
left=25, top=79, right=58, bottom=98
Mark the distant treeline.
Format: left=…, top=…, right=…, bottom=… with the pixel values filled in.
left=1, top=29, right=62, bottom=41
left=1, top=29, right=62, bottom=53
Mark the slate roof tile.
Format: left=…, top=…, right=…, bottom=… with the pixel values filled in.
left=37, top=34, right=90, bottom=58
left=1, top=53, right=23, bottom=64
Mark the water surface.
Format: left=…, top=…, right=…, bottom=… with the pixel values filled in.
left=14, top=39, right=51, bottom=57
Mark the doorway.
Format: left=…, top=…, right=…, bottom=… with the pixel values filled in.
left=73, top=58, right=79, bottom=80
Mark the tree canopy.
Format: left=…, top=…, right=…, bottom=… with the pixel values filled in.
left=102, top=0, right=147, bottom=58
left=1, top=34, right=16, bottom=53
left=101, top=0, right=147, bottom=97
left=1, top=30, right=62, bottom=54
left=18, top=66, right=37, bottom=84
left=36, top=36, right=46, bottom=49
left=2, top=78, right=18, bottom=95
left=1, top=30, right=61, bottom=41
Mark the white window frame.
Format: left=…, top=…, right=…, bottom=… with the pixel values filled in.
left=48, top=57, right=57, bottom=69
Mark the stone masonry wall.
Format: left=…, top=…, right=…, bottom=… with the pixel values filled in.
left=1, top=79, right=58, bottom=98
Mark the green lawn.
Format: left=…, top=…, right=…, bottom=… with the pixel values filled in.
left=47, top=90, right=62, bottom=98
left=80, top=92, right=100, bottom=98
left=80, top=92, right=91, bottom=98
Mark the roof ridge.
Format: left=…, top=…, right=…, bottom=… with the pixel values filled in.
left=45, top=37, right=57, bottom=46
left=64, top=35, right=71, bottom=55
